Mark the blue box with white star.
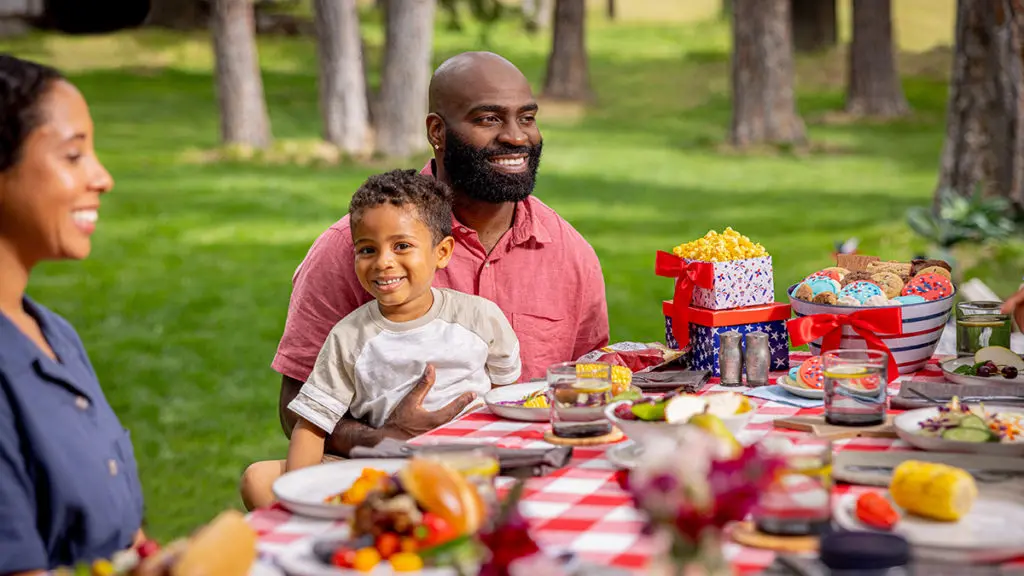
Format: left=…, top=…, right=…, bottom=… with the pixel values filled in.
left=663, top=301, right=792, bottom=377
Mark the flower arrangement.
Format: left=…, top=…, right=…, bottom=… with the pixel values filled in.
left=622, top=430, right=784, bottom=575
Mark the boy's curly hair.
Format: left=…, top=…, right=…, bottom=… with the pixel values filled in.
left=349, top=169, right=454, bottom=245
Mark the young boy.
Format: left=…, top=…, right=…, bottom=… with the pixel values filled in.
left=241, top=169, right=521, bottom=508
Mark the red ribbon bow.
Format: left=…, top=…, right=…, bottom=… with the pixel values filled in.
left=655, top=251, right=715, bottom=349
left=786, top=307, right=904, bottom=382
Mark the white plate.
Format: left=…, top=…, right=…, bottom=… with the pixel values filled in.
left=893, top=406, right=1024, bottom=457
left=605, top=440, right=643, bottom=469
left=776, top=375, right=824, bottom=399
left=484, top=382, right=548, bottom=422
left=941, top=356, right=1024, bottom=386
left=275, top=528, right=456, bottom=575
left=272, top=459, right=408, bottom=520
left=834, top=493, right=1024, bottom=564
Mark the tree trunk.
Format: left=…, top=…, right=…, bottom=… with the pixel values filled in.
left=846, top=0, right=909, bottom=118
left=542, top=0, right=591, bottom=101
left=730, top=0, right=806, bottom=147
left=606, top=0, right=615, bottom=20
left=314, top=0, right=370, bottom=154
left=524, top=0, right=554, bottom=33
left=935, top=0, right=1024, bottom=211
left=146, top=0, right=208, bottom=29
left=376, top=0, right=435, bottom=158
left=211, top=0, right=272, bottom=149
left=791, top=0, right=836, bottom=53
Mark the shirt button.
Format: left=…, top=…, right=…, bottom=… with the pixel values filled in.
left=459, top=227, right=468, bottom=234
left=484, top=262, right=490, bottom=268
left=108, top=459, right=118, bottom=476
left=75, top=396, right=90, bottom=410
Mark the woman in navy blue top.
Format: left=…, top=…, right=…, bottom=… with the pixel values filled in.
left=0, top=55, right=144, bottom=574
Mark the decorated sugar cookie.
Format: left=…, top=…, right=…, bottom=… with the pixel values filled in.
left=901, top=273, right=953, bottom=301
left=798, top=356, right=825, bottom=390
left=838, top=280, right=885, bottom=304
left=893, top=294, right=926, bottom=305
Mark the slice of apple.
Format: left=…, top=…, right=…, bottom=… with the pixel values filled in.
left=974, top=346, right=1024, bottom=370
left=664, top=395, right=708, bottom=424
left=704, top=392, right=743, bottom=418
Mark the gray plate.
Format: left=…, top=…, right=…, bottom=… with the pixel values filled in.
left=942, top=355, right=1024, bottom=386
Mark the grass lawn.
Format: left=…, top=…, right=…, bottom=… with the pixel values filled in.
left=2, top=2, right=1022, bottom=541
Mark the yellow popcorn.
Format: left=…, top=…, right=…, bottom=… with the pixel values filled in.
left=671, top=227, right=768, bottom=262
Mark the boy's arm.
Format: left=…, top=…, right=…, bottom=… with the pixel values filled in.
left=286, top=419, right=327, bottom=472
left=483, top=302, right=524, bottom=385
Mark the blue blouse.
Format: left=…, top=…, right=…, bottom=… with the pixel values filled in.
left=0, top=297, right=144, bottom=572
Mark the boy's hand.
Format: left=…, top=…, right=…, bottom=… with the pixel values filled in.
left=383, top=364, right=477, bottom=438
left=1002, top=286, right=1024, bottom=331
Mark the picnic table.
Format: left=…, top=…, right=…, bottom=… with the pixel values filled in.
left=246, top=351, right=1020, bottom=574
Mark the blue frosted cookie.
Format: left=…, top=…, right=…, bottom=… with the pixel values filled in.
left=838, top=280, right=885, bottom=304
left=893, top=295, right=926, bottom=305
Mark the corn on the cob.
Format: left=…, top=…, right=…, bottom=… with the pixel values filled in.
left=575, top=364, right=632, bottom=395
left=889, top=460, right=977, bottom=521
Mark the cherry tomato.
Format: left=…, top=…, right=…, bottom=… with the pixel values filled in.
left=331, top=547, right=357, bottom=568
left=399, top=537, right=418, bottom=553
left=375, top=532, right=400, bottom=559
left=136, top=540, right=160, bottom=559
left=417, top=512, right=458, bottom=547
left=352, top=547, right=381, bottom=572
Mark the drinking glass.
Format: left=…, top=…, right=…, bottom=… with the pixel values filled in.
left=546, top=361, right=613, bottom=438
left=752, top=438, right=833, bottom=536
left=823, top=349, right=887, bottom=426
left=956, top=301, right=1011, bottom=357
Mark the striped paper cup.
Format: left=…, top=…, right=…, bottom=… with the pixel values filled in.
left=787, top=285, right=954, bottom=374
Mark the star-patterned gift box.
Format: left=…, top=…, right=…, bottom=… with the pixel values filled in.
left=683, top=255, right=775, bottom=310
left=663, top=301, right=792, bottom=376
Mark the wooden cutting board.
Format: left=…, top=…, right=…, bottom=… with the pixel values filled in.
left=772, top=414, right=897, bottom=440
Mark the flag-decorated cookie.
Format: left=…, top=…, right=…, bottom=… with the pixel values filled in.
left=798, top=356, right=824, bottom=390
left=901, top=272, right=953, bottom=301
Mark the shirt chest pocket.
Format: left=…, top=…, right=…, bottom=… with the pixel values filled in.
left=511, top=309, right=575, bottom=380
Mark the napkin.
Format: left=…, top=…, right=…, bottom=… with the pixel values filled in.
left=348, top=438, right=573, bottom=478
left=743, top=385, right=824, bottom=408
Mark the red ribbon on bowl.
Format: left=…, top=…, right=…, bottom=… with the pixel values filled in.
left=786, top=307, right=903, bottom=382
left=655, top=250, right=714, bottom=349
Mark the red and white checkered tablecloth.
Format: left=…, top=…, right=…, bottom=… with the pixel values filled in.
left=247, top=353, right=1018, bottom=574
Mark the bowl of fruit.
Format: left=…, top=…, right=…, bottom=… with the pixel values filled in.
left=941, top=346, right=1024, bottom=386
left=605, top=391, right=754, bottom=448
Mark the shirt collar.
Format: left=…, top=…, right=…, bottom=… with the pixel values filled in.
left=425, top=159, right=552, bottom=247
left=0, top=296, right=94, bottom=399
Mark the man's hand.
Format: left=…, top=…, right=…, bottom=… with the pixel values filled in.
left=381, top=364, right=477, bottom=438
left=1001, top=285, right=1024, bottom=331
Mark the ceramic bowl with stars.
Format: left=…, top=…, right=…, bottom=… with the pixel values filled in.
left=788, top=283, right=955, bottom=375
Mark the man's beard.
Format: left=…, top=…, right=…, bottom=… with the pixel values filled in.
left=442, top=129, right=542, bottom=204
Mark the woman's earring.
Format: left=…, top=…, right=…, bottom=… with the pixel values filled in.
left=433, top=143, right=440, bottom=150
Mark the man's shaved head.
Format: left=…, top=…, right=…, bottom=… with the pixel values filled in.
left=428, top=52, right=531, bottom=117
left=426, top=51, right=542, bottom=205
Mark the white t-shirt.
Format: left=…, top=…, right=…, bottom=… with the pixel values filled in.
left=288, top=288, right=522, bottom=431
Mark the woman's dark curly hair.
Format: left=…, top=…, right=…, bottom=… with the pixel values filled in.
left=0, top=54, right=63, bottom=172
left=349, top=169, right=454, bottom=245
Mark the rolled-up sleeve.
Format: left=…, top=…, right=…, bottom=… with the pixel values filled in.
left=287, top=328, right=356, bottom=434
left=0, top=380, right=47, bottom=573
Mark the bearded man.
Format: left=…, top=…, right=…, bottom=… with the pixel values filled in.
left=270, top=51, right=609, bottom=456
